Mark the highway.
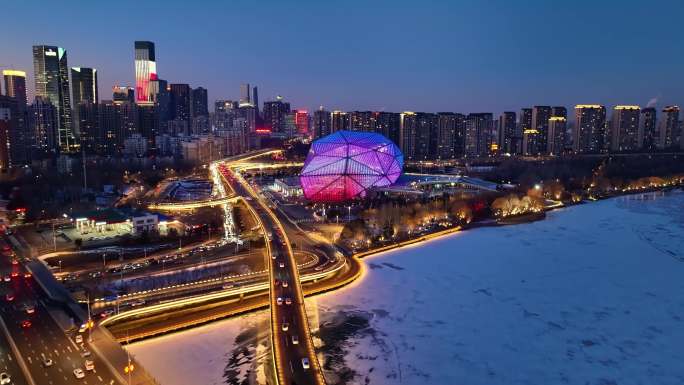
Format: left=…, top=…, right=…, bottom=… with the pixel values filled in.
left=218, top=160, right=326, bottom=385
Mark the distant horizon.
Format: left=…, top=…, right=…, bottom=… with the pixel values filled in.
left=2, top=0, right=683, bottom=116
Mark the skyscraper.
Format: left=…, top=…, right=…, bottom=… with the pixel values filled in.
left=527, top=106, right=552, bottom=155
left=239, top=84, right=251, bottom=107
left=573, top=105, right=606, bottom=153
left=610, top=105, right=640, bottom=152
left=399, top=112, right=417, bottom=160
left=518, top=108, right=532, bottom=155
left=169, top=84, right=191, bottom=123
left=465, top=113, right=494, bottom=157
left=191, top=87, right=209, bottom=117
left=70, top=67, right=98, bottom=138
left=0, top=107, right=10, bottom=169
left=331, top=110, right=350, bottom=133
left=312, top=107, right=331, bottom=139
left=639, top=107, right=657, bottom=151
left=28, top=97, right=58, bottom=155
left=134, top=41, right=157, bottom=105
left=374, top=112, right=402, bottom=148
left=252, top=86, right=259, bottom=117
left=350, top=111, right=375, bottom=132
left=658, top=106, right=679, bottom=149
left=294, top=110, right=309, bottom=136
left=77, top=102, right=99, bottom=154
left=3, top=70, right=29, bottom=163
left=436, top=112, right=460, bottom=160
left=263, top=98, right=291, bottom=133
left=497, top=111, right=516, bottom=154
left=33, top=45, right=75, bottom=152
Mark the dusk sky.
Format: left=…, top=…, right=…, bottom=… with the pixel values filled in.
left=3, top=0, right=683, bottom=115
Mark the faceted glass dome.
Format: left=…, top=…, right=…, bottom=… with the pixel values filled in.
left=300, top=130, right=404, bottom=202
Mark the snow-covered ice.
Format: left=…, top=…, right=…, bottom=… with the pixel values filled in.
left=130, top=190, right=684, bottom=385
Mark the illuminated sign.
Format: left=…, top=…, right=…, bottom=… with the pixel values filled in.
left=45, top=50, right=57, bottom=57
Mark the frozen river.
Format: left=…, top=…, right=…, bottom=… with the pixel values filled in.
left=130, top=190, right=684, bottom=385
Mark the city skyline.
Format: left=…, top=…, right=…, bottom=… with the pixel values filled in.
left=1, top=0, right=683, bottom=114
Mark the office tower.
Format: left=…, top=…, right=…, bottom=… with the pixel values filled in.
left=518, top=108, right=532, bottom=155
left=169, top=84, right=191, bottom=123
left=70, top=67, right=98, bottom=138
left=350, top=111, right=374, bottom=132
left=374, top=112, right=402, bottom=147
left=313, top=107, right=331, bottom=139
left=135, top=41, right=157, bottom=105
left=137, top=105, right=159, bottom=150
left=33, top=45, right=75, bottom=152
left=547, top=117, right=567, bottom=155
left=573, top=105, right=606, bottom=153
left=658, top=106, right=680, bottom=149
left=99, top=100, right=137, bottom=154
left=191, top=87, right=208, bottom=117
left=639, top=107, right=657, bottom=151
left=331, top=110, right=350, bottom=133
left=524, top=106, right=551, bottom=155
left=610, top=105, right=640, bottom=152
left=239, top=84, right=251, bottom=107
left=28, top=97, right=58, bottom=155
left=399, top=112, right=417, bottom=160
left=0, top=108, right=10, bottom=169
left=294, top=110, right=309, bottom=136
left=236, top=105, right=256, bottom=133
left=3, top=70, right=28, bottom=108
left=263, top=98, right=291, bottom=133
left=252, top=86, right=259, bottom=117
left=464, top=113, right=494, bottom=157
left=77, top=102, right=99, bottom=154
left=112, top=86, right=135, bottom=104
left=151, top=78, right=171, bottom=126
left=3, top=70, right=29, bottom=163
left=497, top=112, right=516, bottom=154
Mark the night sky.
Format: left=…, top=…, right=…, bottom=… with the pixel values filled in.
left=2, top=0, right=683, bottom=115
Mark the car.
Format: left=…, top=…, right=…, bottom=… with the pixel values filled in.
left=11, top=259, right=18, bottom=265
left=301, top=357, right=310, bottom=370
left=78, top=324, right=87, bottom=333
left=274, top=279, right=280, bottom=287
left=25, top=305, right=35, bottom=314
left=80, top=350, right=91, bottom=358
left=276, top=297, right=283, bottom=306
left=279, top=261, right=285, bottom=268
left=285, top=298, right=292, bottom=305
left=5, top=293, right=14, bottom=301
left=23, top=272, right=32, bottom=278
left=84, top=360, right=95, bottom=371
left=42, top=357, right=53, bottom=367
left=282, top=281, right=288, bottom=288
left=10, top=272, right=18, bottom=278
left=281, top=322, right=289, bottom=331
left=3, top=276, right=10, bottom=282
left=21, top=320, right=31, bottom=328
left=291, top=335, right=299, bottom=345
left=73, top=368, right=85, bottom=379
left=99, top=309, right=115, bottom=318
left=0, top=372, right=10, bottom=385
left=130, top=299, right=146, bottom=307
left=75, top=334, right=83, bottom=344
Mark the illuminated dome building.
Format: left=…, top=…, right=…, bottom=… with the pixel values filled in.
left=299, top=130, right=403, bottom=202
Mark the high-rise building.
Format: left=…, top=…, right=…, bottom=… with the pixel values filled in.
left=28, top=97, right=57, bottom=155
left=191, top=87, right=208, bottom=117
left=151, top=79, right=171, bottom=126
left=639, top=107, right=657, bottom=151
left=313, top=107, right=331, bottom=139
left=0, top=107, right=10, bottom=169
left=465, top=113, right=494, bottom=157
left=350, top=111, right=375, bottom=132
left=112, top=86, right=135, bottom=104
left=33, top=45, right=75, bottom=152
left=99, top=100, right=137, bottom=154
left=294, top=110, right=309, bottom=136
left=547, top=116, right=567, bottom=155
left=610, top=105, right=640, bottom=152
left=3, top=70, right=29, bottom=164
left=252, top=86, right=259, bottom=117
left=169, top=84, right=191, bottom=123
left=374, top=112, right=402, bottom=148
left=137, top=105, right=159, bottom=150
left=239, top=84, right=251, bottom=107
left=399, top=112, right=417, bottom=160
left=263, top=98, right=291, bottom=133
left=3, top=70, right=28, bottom=108
left=518, top=108, right=532, bottom=155
left=215, top=100, right=237, bottom=113
left=331, top=110, right=350, bottom=133
left=573, top=105, right=606, bottom=153
left=436, top=112, right=460, bottom=160
left=658, top=106, right=680, bottom=149
left=77, top=102, right=99, bottom=154
left=415, top=112, right=438, bottom=161
left=70, top=67, right=98, bottom=139
left=497, top=111, right=516, bottom=154
left=134, top=41, right=157, bottom=105
left=525, top=106, right=551, bottom=155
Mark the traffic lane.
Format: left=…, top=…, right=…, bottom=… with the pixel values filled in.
left=4, top=275, right=118, bottom=384
left=0, top=321, right=29, bottom=385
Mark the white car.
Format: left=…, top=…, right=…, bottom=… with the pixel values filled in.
left=291, top=335, right=299, bottom=345
left=301, top=357, right=310, bottom=370
left=285, top=298, right=292, bottom=305
left=78, top=324, right=87, bottom=333
left=0, top=372, right=10, bottom=384
left=75, top=334, right=83, bottom=344
left=282, top=281, right=288, bottom=288
left=279, top=261, right=285, bottom=268
left=276, top=297, right=283, bottom=306
left=42, top=357, right=53, bottom=367
left=80, top=350, right=91, bottom=358
left=25, top=305, right=35, bottom=314
left=281, top=322, right=289, bottom=331
left=84, top=360, right=94, bottom=371
left=73, top=368, right=85, bottom=379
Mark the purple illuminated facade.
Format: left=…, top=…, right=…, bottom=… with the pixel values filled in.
left=299, top=130, right=404, bottom=202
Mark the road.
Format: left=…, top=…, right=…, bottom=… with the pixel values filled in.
left=219, top=161, right=326, bottom=385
